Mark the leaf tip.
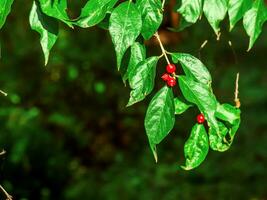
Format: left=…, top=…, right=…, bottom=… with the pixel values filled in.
left=180, top=165, right=192, bottom=171
left=153, top=151, right=158, bottom=163
left=150, top=144, right=158, bottom=163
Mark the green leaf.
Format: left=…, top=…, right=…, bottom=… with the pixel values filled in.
left=215, top=103, right=241, bottom=139
left=243, top=0, right=267, bottom=50
left=109, top=1, right=142, bottom=70
left=39, top=0, right=73, bottom=27
left=182, top=124, right=209, bottom=170
left=145, top=86, right=175, bottom=162
left=123, top=42, right=146, bottom=82
left=136, top=0, right=163, bottom=40
left=75, top=0, right=118, bottom=28
left=0, top=0, right=14, bottom=29
left=177, top=0, right=202, bottom=31
left=29, top=1, right=59, bottom=66
left=209, top=122, right=230, bottom=152
left=209, top=104, right=241, bottom=152
left=171, top=53, right=212, bottom=84
left=216, top=103, right=241, bottom=125
left=203, top=0, right=228, bottom=35
left=178, top=76, right=219, bottom=132
left=174, top=97, right=192, bottom=115
left=127, top=56, right=159, bottom=106
left=228, top=0, right=253, bottom=30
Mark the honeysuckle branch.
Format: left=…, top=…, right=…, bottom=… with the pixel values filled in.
left=154, top=32, right=171, bottom=65
left=235, top=73, right=241, bottom=108
left=0, top=185, right=12, bottom=200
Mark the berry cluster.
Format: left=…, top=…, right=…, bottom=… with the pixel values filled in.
left=196, top=113, right=205, bottom=124
left=161, top=63, right=177, bottom=87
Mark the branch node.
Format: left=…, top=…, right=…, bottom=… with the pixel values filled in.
left=154, top=32, right=171, bottom=65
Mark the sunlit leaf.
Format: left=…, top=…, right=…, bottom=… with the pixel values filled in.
left=29, top=1, right=59, bottom=65
left=243, top=0, right=267, bottom=50
left=0, top=0, right=14, bottom=29
left=171, top=53, right=212, bottom=84
left=39, top=0, right=73, bottom=27
left=182, top=123, right=209, bottom=170
left=174, top=97, right=192, bottom=115
left=178, top=76, right=219, bottom=132
left=228, top=0, right=253, bottom=30
left=145, top=86, right=175, bottom=162
left=109, top=1, right=142, bottom=69
left=203, top=0, right=228, bottom=35
left=123, top=42, right=146, bottom=82
left=127, top=56, right=159, bottom=106
left=75, top=0, right=118, bottom=28
left=177, top=0, right=202, bottom=30
left=209, top=121, right=230, bottom=152
left=136, top=0, right=163, bottom=39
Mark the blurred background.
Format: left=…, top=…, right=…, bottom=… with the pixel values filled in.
left=0, top=1, right=267, bottom=199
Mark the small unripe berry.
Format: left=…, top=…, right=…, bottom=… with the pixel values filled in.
left=161, top=73, right=171, bottom=82
left=197, top=113, right=205, bottom=124
left=167, top=77, right=176, bottom=87
left=166, top=64, right=176, bottom=74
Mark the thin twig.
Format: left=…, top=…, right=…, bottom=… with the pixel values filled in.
left=154, top=32, right=171, bottom=65
left=228, top=40, right=238, bottom=64
left=198, top=40, right=208, bottom=59
left=216, top=32, right=221, bottom=41
left=234, top=73, right=241, bottom=108
left=0, top=90, right=7, bottom=96
left=0, top=150, right=6, bottom=156
left=0, top=185, right=12, bottom=200
left=162, top=0, right=166, bottom=10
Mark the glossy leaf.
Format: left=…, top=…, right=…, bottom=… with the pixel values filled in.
left=203, top=0, right=228, bottom=35
left=209, top=104, right=241, bottom=152
left=216, top=103, right=241, bottom=125
left=215, top=103, right=241, bottom=139
left=178, top=76, right=219, bottom=132
left=145, top=86, right=175, bottom=162
left=75, top=0, right=118, bottom=28
left=171, top=53, right=211, bottom=84
left=127, top=56, right=159, bottom=106
left=182, top=124, right=209, bottom=170
left=136, top=0, right=163, bottom=40
left=228, top=0, right=253, bottom=30
left=174, top=97, right=192, bottom=115
left=29, top=1, right=59, bottom=65
left=0, top=0, right=14, bottom=29
left=243, top=0, right=267, bottom=50
left=123, top=42, right=146, bottom=82
left=39, top=0, right=73, bottom=27
left=109, top=1, right=142, bottom=69
left=209, top=122, right=230, bottom=152
left=177, top=0, right=202, bottom=30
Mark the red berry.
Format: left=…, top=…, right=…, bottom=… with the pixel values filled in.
left=197, top=113, right=205, bottom=124
left=167, top=77, right=176, bottom=87
left=161, top=73, right=170, bottom=82
left=166, top=64, right=176, bottom=74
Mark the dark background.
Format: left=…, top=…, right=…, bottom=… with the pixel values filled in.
left=0, top=1, right=267, bottom=199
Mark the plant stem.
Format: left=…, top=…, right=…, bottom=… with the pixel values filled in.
left=234, top=73, right=241, bottom=108
left=0, top=185, right=12, bottom=200
left=154, top=32, right=171, bottom=65
left=162, top=0, right=166, bottom=9
left=0, top=90, right=7, bottom=96
left=0, top=150, right=6, bottom=156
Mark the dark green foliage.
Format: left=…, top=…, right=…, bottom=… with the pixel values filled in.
left=0, top=0, right=267, bottom=199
